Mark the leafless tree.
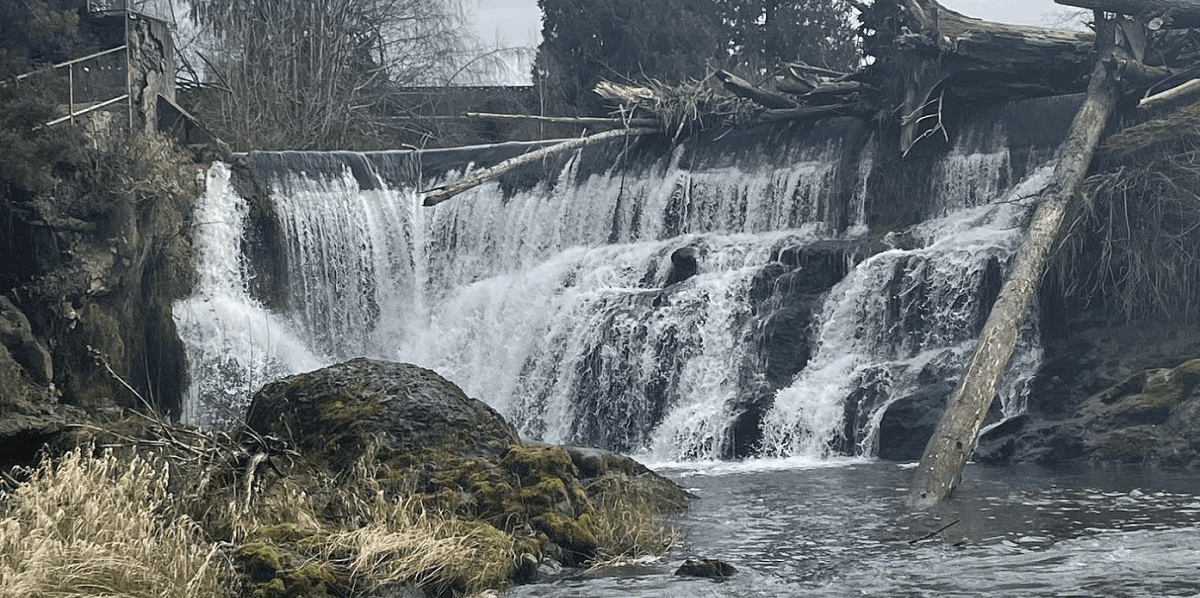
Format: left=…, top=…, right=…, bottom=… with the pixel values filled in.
left=179, top=0, right=511, bottom=150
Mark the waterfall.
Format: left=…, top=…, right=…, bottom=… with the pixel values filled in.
left=174, top=163, right=322, bottom=429
left=175, top=103, right=1070, bottom=461
left=758, top=168, right=1049, bottom=459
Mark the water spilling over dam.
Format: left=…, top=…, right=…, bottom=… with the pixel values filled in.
left=175, top=96, right=1082, bottom=463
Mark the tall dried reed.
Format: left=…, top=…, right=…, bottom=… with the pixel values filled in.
left=0, top=448, right=231, bottom=598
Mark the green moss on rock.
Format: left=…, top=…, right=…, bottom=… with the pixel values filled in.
left=237, top=541, right=283, bottom=583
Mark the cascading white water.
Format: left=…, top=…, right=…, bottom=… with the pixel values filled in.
left=174, top=164, right=322, bottom=428
left=176, top=117, right=1050, bottom=462
left=270, top=166, right=426, bottom=358
left=758, top=166, right=1051, bottom=459
left=401, top=226, right=828, bottom=457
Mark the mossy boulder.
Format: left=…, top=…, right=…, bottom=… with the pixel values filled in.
left=236, top=540, right=337, bottom=598
left=244, top=358, right=521, bottom=471
left=415, top=443, right=599, bottom=566
left=242, top=358, right=690, bottom=572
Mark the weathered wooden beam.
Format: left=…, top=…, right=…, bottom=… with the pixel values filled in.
left=776, top=64, right=860, bottom=95
left=785, top=62, right=850, bottom=79
left=593, top=81, right=657, bottom=105
left=907, top=11, right=1119, bottom=508
left=754, top=101, right=873, bottom=123
left=803, top=81, right=874, bottom=99
left=1055, top=0, right=1200, bottom=28
left=776, top=71, right=816, bottom=95
left=421, top=127, right=659, bottom=207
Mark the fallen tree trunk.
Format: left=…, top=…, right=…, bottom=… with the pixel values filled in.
left=865, top=0, right=1096, bottom=152
left=464, top=112, right=660, bottom=129
left=715, top=69, right=798, bottom=109
left=907, top=12, right=1120, bottom=508
left=421, top=127, right=659, bottom=207
left=754, top=101, right=873, bottom=123
left=892, top=0, right=1095, bottom=100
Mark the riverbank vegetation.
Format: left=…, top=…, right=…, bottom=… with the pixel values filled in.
left=0, top=408, right=683, bottom=597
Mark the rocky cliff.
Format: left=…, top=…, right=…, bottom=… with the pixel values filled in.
left=0, top=132, right=197, bottom=465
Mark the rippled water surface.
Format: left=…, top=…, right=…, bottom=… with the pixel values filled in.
left=506, top=461, right=1200, bottom=597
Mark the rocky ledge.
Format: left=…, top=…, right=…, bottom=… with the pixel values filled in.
left=978, top=357, right=1200, bottom=466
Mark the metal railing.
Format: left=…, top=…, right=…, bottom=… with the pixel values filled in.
left=14, top=45, right=131, bottom=127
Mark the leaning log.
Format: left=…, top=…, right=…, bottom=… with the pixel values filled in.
left=1055, top=0, right=1200, bottom=28
left=421, top=127, right=659, bottom=207
left=907, top=12, right=1120, bottom=508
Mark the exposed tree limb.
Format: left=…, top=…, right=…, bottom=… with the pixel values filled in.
left=421, top=127, right=659, bottom=206
left=908, top=11, right=1120, bottom=508
left=715, top=69, right=798, bottom=109
left=464, top=112, right=660, bottom=128
left=1139, top=77, right=1200, bottom=108
left=1106, top=46, right=1174, bottom=89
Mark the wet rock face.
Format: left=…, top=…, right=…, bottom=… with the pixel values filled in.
left=0, top=296, right=53, bottom=385
left=978, top=357, right=1200, bottom=467
left=727, top=239, right=887, bottom=458
left=0, top=297, right=85, bottom=470
left=665, top=247, right=699, bottom=285
left=0, top=135, right=197, bottom=417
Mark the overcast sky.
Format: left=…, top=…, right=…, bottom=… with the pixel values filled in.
left=470, top=0, right=543, bottom=46
left=941, top=0, right=1089, bottom=28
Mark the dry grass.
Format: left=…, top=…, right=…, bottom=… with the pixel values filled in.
left=587, top=477, right=683, bottom=566
left=326, top=499, right=514, bottom=596
left=0, top=448, right=232, bottom=598
left=11, top=419, right=683, bottom=597
left=232, top=456, right=516, bottom=596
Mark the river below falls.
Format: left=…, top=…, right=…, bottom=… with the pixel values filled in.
left=506, top=460, right=1200, bottom=597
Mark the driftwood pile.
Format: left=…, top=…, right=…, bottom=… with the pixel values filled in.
left=426, top=0, right=1200, bottom=207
